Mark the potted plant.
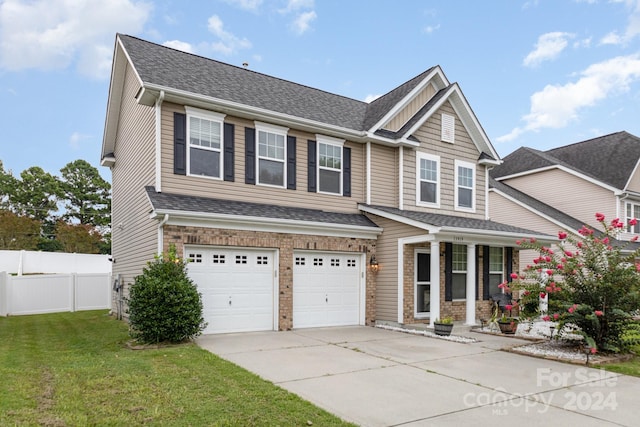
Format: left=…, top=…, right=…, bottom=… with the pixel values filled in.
left=433, top=316, right=454, bottom=336
left=497, top=305, right=518, bottom=335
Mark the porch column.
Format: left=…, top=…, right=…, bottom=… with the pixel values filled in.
left=429, top=241, right=440, bottom=328
left=465, top=244, right=477, bottom=325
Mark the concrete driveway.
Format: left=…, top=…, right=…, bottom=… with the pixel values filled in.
left=197, top=326, right=638, bottom=426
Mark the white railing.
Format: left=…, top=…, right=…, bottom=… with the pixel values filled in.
left=0, top=272, right=111, bottom=316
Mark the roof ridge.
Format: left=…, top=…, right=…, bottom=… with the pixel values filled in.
left=544, top=131, right=628, bottom=153
left=118, top=33, right=369, bottom=106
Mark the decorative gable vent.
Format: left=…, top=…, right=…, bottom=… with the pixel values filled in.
left=441, top=113, right=455, bottom=143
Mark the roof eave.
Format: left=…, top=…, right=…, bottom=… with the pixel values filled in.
left=150, top=208, right=382, bottom=239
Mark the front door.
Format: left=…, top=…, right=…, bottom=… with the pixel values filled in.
left=415, top=250, right=431, bottom=318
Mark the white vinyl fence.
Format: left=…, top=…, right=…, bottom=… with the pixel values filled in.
left=0, top=272, right=112, bottom=316
left=0, top=250, right=111, bottom=275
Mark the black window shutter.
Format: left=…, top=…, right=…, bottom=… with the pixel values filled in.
left=307, top=140, right=317, bottom=192
left=174, top=112, right=186, bottom=175
left=287, top=136, right=296, bottom=190
left=483, top=246, right=491, bottom=300
left=343, top=146, right=351, bottom=197
left=475, top=245, right=480, bottom=300
left=245, top=127, right=256, bottom=185
left=223, top=123, right=234, bottom=182
left=506, top=247, right=514, bottom=283
left=444, top=242, right=453, bottom=301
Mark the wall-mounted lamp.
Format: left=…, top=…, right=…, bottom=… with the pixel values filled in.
left=369, top=255, right=379, bottom=272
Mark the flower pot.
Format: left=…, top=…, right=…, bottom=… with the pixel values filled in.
left=498, top=320, right=518, bottom=335
left=434, top=323, right=454, bottom=336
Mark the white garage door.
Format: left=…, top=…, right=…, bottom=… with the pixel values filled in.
left=186, top=246, right=276, bottom=334
left=293, top=251, right=362, bottom=329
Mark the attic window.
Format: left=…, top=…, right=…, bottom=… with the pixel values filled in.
left=441, top=113, right=455, bottom=143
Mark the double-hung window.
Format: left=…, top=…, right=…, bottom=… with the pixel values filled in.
left=186, top=107, right=225, bottom=179
left=488, top=247, right=504, bottom=296
left=256, top=122, right=288, bottom=187
left=416, top=153, right=439, bottom=207
left=317, top=135, right=344, bottom=195
left=626, top=202, right=640, bottom=233
left=455, top=160, right=475, bottom=211
left=452, top=244, right=467, bottom=300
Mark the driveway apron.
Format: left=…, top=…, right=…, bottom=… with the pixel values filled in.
left=197, top=326, right=638, bottom=427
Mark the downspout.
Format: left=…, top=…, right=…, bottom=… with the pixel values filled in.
left=485, top=166, right=492, bottom=220
left=155, top=90, right=165, bottom=192
left=366, top=141, right=371, bottom=205
left=399, top=146, right=404, bottom=210
left=158, top=214, right=169, bottom=254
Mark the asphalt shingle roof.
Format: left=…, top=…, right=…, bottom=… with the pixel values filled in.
left=119, top=34, right=436, bottom=134
left=491, top=131, right=640, bottom=189
left=146, top=187, right=379, bottom=229
left=363, top=204, right=551, bottom=237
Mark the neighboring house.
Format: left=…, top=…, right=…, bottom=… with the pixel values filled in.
left=101, top=34, right=552, bottom=334
left=490, top=131, right=640, bottom=270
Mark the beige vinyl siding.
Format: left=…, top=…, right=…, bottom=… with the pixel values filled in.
left=366, top=213, right=425, bottom=322
left=160, top=103, right=365, bottom=213
left=110, top=63, right=157, bottom=290
left=625, top=161, right=640, bottom=193
left=370, top=144, right=398, bottom=206
left=490, top=190, right=580, bottom=274
left=383, top=84, right=436, bottom=132
left=404, top=102, right=485, bottom=218
left=502, top=169, right=616, bottom=232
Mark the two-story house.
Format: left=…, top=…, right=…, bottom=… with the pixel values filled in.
left=101, top=34, right=553, bottom=334
left=490, top=131, right=640, bottom=269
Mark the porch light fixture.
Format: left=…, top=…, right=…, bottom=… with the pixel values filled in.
left=369, top=255, right=379, bottom=272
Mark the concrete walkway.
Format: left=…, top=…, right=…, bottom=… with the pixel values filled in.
left=197, top=326, right=638, bottom=426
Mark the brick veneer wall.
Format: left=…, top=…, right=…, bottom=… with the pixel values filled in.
left=163, top=225, right=377, bottom=330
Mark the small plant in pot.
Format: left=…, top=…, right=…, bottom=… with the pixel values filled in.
left=433, top=316, right=454, bottom=336
left=497, top=304, right=519, bottom=335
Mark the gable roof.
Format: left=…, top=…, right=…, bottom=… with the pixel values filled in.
left=490, top=178, right=640, bottom=251
left=492, top=131, right=640, bottom=190
left=103, top=34, right=501, bottom=162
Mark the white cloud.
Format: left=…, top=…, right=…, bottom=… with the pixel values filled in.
left=279, top=0, right=315, bottom=13
left=207, top=15, right=252, bottom=55
left=69, top=132, right=91, bottom=150
left=523, top=32, right=574, bottom=67
left=600, top=0, right=640, bottom=45
left=222, top=0, right=263, bottom=12
left=364, top=94, right=382, bottom=103
left=291, top=11, right=317, bottom=35
left=423, top=24, right=441, bottom=34
left=498, top=54, right=640, bottom=142
left=163, top=40, right=195, bottom=54
left=0, top=0, right=151, bottom=79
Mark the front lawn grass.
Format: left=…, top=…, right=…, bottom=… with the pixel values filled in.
left=601, top=344, right=640, bottom=377
left=0, top=311, right=353, bottom=426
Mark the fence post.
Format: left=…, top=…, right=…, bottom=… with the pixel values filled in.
left=0, top=271, right=7, bottom=316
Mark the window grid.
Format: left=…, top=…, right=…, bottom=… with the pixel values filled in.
left=257, top=256, right=268, bottom=265
left=235, top=255, right=248, bottom=264
left=295, top=257, right=306, bottom=266
left=318, top=142, right=342, bottom=194
left=188, top=253, right=202, bottom=263
left=626, top=203, right=640, bottom=233
left=313, top=258, right=323, bottom=266
left=419, top=156, right=439, bottom=204
left=330, top=258, right=340, bottom=267
left=452, top=244, right=467, bottom=271
left=347, top=259, right=356, bottom=267
left=212, top=254, right=225, bottom=264
left=455, top=161, right=475, bottom=210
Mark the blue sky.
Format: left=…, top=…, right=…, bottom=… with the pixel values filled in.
left=1, top=0, right=640, bottom=181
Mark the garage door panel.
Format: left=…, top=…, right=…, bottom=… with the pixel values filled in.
left=293, top=251, right=362, bottom=329
left=186, top=247, right=275, bottom=334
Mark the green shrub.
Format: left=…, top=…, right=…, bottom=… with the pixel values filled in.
left=126, top=245, right=207, bottom=343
